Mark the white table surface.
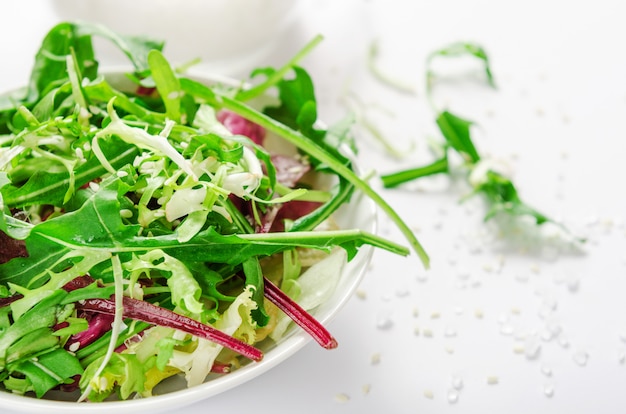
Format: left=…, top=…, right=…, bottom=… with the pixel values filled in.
left=2, top=1, right=626, bottom=413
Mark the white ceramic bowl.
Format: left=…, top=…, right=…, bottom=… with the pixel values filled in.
left=0, top=71, right=376, bottom=413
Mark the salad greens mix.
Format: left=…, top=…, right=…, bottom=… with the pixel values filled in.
left=0, top=22, right=426, bottom=401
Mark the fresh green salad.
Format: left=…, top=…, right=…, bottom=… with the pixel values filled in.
left=0, top=23, right=426, bottom=401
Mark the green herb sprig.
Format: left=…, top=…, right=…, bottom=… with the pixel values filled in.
left=381, top=42, right=577, bottom=237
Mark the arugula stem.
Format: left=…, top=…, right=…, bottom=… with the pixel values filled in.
left=367, top=39, right=417, bottom=95
left=381, top=156, right=449, bottom=188
left=274, top=182, right=331, bottom=203
left=263, top=276, right=337, bottom=349
left=235, top=34, right=325, bottom=102
left=240, top=229, right=409, bottom=257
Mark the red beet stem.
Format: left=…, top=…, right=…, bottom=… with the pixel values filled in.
left=0, top=293, right=23, bottom=308
left=210, top=361, right=232, bottom=374
left=79, top=296, right=263, bottom=362
left=263, top=276, right=338, bottom=349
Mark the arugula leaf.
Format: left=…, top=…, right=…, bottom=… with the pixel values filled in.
left=20, top=22, right=163, bottom=107
left=381, top=41, right=573, bottom=237
left=426, top=41, right=496, bottom=95
left=261, top=67, right=332, bottom=160
left=14, top=348, right=83, bottom=398
left=0, top=289, right=67, bottom=369
left=473, top=170, right=549, bottom=224
left=242, top=257, right=269, bottom=326
left=2, top=137, right=137, bottom=208
left=436, top=111, right=480, bottom=163
left=24, top=22, right=97, bottom=104
left=147, top=50, right=182, bottom=123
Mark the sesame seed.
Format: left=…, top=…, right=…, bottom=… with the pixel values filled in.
left=334, top=393, right=350, bottom=403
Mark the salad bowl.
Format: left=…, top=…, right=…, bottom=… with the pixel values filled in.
left=0, top=68, right=377, bottom=413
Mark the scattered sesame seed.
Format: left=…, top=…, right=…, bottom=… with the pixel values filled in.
left=457, top=271, right=471, bottom=281
left=500, top=324, right=514, bottom=336
left=524, top=337, right=542, bottom=360
left=334, top=393, right=350, bottom=403
left=423, top=328, right=433, bottom=338
left=370, top=353, right=381, bottom=365
left=395, top=287, right=410, bottom=298
left=444, top=327, right=458, bottom=337
left=558, top=335, right=570, bottom=349
left=423, top=390, right=434, bottom=399
left=543, top=383, right=555, bottom=398
left=362, top=384, right=372, bottom=395
left=416, top=273, right=429, bottom=283
left=540, top=363, right=553, bottom=377
left=513, top=344, right=525, bottom=354
left=375, top=314, right=394, bottom=330
left=573, top=350, right=589, bottom=366
left=355, top=289, right=367, bottom=300
left=487, top=376, right=499, bottom=385
left=474, top=308, right=484, bottom=319
left=515, top=273, right=530, bottom=283
left=451, top=375, right=464, bottom=390
left=447, top=389, right=459, bottom=404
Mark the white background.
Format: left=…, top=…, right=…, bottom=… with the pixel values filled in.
left=1, top=1, right=626, bottom=413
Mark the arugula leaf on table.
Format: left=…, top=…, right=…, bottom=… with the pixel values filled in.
left=381, top=42, right=574, bottom=236
left=425, top=41, right=496, bottom=96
